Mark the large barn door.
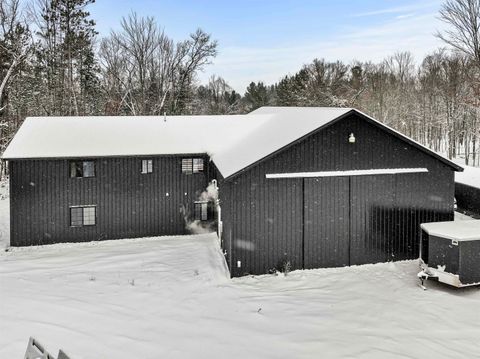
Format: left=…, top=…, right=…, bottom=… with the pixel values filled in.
left=304, top=177, right=350, bottom=269
left=301, top=172, right=430, bottom=269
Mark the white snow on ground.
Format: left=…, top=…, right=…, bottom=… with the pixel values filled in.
left=455, top=163, right=480, bottom=189
left=1, top=184, right=480, bottom=359
left=1, top=235, right=480, bottom=358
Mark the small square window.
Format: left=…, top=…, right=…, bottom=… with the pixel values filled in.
left=70, top=206, right=96, bottom=226
left=70, top=161, right=95, bottom=178
left=194, top=201, right=208, bottom=221
left=141, top=159, right=153, bottom=174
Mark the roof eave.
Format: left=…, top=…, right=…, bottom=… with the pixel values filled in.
left=2, top=152, right=211, bottom=161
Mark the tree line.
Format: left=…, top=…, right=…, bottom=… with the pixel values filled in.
left=1, top=0, right=480, bottom=174
left=244, top=50, right=480, bottom=166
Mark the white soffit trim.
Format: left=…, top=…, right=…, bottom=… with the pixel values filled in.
left=266, top=168, right=429, bottom=179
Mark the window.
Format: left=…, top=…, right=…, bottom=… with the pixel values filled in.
left=70, top=207, right=83, bottom=226
left=182, top=158, right=193, bottom=174
left=193, top=158, right=204, bottom=173
left=70, top=206, right=96, bottom=226
left=182, top=158, right=204, bottom=174
left=194, top=201, right=208, bottom=221
left=70, top=161, right=95, bottom=178
left=141, top=159, right=153, bottom=174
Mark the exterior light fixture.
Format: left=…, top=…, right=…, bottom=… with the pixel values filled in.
left=349, top=133, right=356, bottom=143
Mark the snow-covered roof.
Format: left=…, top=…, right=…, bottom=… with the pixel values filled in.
left=1, top=114, right=270, bottom=161
left=455, top=164, right=480, bottom=189
left=212, top=107, right=351, bottom=178
left=421, top=220, right=480, bottom=241
left=2, top=106, right=462, bottom=178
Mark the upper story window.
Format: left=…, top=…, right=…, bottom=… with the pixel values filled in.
left=70, top=161, right=95, bottom=178
left=141, top=159, right=153, bottom=174
left=182, top=158, right=204, bottom=174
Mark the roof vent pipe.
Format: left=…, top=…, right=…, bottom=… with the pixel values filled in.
left=164, top=112, right=167, bottom=122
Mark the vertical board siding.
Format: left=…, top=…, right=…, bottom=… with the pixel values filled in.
left=455, top=182, right=480, bottom=216
left=225, top=173, right=303, bottom=277
left=220, top=113, right=456, bottom=277
left=304, top=177, right=350, bottom=268
left=10, top=155, right=210, bottom=246
left=350, top=175, right=395, bottom=265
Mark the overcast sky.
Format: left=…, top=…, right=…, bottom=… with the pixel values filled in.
left=91, top=0, right=447, bottom=93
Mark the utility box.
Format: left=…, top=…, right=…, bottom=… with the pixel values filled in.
left=420, top=220, right=480, bottom=287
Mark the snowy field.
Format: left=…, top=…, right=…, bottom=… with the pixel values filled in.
left=1, top=184, right=480, bottom=358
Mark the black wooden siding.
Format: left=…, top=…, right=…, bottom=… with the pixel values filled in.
left=219, top=113, right=455, bottom=277
left=304, top=177, right=350, bottom=268
left=455, top=182, right=480, bottom=217
left=9, top=155, right=210, bottom=246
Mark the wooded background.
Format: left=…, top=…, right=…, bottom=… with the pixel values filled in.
left=1, top=0, right=480, bottom=177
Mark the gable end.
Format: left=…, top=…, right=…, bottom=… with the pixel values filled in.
left=220, top=109, right=462, bottom=180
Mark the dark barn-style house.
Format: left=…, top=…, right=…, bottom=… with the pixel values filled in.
left=2, top=107, right=463, bottom=277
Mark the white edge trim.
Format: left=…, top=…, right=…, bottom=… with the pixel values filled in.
left=266, top=168, right=429, bottom=179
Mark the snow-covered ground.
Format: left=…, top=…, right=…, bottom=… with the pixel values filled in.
left=1, top=237, right=480, bottom=358
left=1, top=183, right=480, bottom=359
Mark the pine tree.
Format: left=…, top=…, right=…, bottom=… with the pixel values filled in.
left=243, top=82, right=270, bottom=111
left=34, top=0, right=99, bottom=115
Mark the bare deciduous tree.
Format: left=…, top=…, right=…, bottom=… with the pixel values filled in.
left=437, top=0, right=480, bottom=68
left=99, top=13, right=217, bottom=115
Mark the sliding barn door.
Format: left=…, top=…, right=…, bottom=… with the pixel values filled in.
left=350, top=175, right=395, bottom=265
left=301, top=173, right=431, bottom=269
left=304, top=177, right=350, bottom=269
